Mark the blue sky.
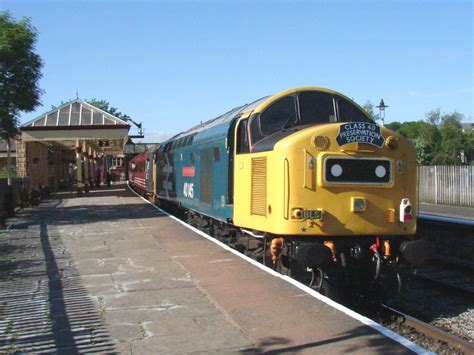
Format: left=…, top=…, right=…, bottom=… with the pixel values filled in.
left=3, top=0, right=473, bottom=143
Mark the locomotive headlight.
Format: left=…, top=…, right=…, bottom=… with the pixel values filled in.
left=351, top=197, right=366, bottom=212
left=375, top=165, right=387, bottom=178
left=330, top=164, right=343, bottom=177
left=313, top=135, right=330, bottom=150
left=386, top=136, right=399, bottom=150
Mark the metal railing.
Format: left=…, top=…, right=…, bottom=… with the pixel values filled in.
left=418, top=165, right=474, bottom=207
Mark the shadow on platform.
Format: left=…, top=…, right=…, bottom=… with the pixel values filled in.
left=0, top=219, right=116, bottom=353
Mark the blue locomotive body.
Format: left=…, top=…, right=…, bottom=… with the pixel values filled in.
left=173, top=123, right=232, bottom=221
left=155, top=98, right=267, bottom=222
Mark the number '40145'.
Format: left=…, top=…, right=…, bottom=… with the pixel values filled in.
left=183, top=182, right=194, bottom=198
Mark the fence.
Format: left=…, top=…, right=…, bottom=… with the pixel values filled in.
left=418, top=165, right=474, bottom=207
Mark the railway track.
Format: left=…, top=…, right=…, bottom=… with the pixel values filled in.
left=380, top=304, right=474, bottom=354
left=417, top=214, right=473, bottom=261
left=416, top=214, right=474, bottom=298
left=414, top=273, right=474, bottom=299
left=414, top=260, right=474, bottom=298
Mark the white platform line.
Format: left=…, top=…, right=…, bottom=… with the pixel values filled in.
left=126, top=182, right=431, bottom=354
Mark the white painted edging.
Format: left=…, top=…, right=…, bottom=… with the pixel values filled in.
left=127, top=182, right=431, bottom=354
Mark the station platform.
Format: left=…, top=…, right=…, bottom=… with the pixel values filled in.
left=0, top=183, right=424, bottom=353
left=419, top=203, right=473, bottom=220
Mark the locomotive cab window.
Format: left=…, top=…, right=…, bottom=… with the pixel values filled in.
left=337, top=97, right=371, bottom=123
left=236, top=119, right=250, bottom=154
left=249, top=96, right=296, bottom=146
left=298, top=91, right=336, bottom=125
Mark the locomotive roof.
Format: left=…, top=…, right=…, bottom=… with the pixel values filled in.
left=161, top=86, right=371, bottom=146
left=164, top=96, right=269, bottom=143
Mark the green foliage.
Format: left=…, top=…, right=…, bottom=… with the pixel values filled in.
left=386, top=109, right=471, bottom=165
left=425, top=108, right=441, bottom=126
left=385, top=121, right=402, bottom=132
left=414, top=137, right=434, bottom=165
left=361, top=101, right=375, bottom=120
left=0, top=11, right=43, bottom=139
left=432, top=112, right=466, bottom=165
left=86, top=99, right=130, bottom=120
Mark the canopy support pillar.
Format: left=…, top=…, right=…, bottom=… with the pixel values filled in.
left=75, top=143, right=83, bottom=197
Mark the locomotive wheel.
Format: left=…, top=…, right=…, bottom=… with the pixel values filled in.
left=310, top=269, right=341, bottom=301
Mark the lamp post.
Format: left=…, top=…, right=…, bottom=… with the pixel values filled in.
left=376, top=99, right=389, bottom=127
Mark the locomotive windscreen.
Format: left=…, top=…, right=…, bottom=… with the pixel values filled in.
left=299, top=91, right=336, bottom=125
left=249, top=90, right=372, bottom=149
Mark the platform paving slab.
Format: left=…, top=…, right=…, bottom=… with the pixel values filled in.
left=0, top=184, right=418, bottom=354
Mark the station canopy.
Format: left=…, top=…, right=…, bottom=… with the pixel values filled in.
left=20, top=98, right=130, bottom=155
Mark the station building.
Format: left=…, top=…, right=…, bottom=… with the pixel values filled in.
left=16, top=98, right=131, bottom=195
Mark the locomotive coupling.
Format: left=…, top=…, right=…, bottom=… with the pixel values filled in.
left=399, top=240, right=435, bottom=266
left=295, top=243, right=333, bottom=269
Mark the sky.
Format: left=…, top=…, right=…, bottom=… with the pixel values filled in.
left=2, top=0, right=473, bottom=143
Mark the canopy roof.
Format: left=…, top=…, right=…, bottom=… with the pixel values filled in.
left=20, top=98, right=130, bottom=155
left=22, top=99, right=129, bottom=128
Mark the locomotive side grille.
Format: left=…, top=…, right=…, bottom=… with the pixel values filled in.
left=251, top=157, right=267, bottom=216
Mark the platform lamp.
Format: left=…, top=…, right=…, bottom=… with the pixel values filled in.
left=376, top=99, right=388, bottom=127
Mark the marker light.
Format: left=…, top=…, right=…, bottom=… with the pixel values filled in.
left=313, top=135, right=330, bottom=150
left=400, top=198, right=413, bottom=222
left=386, top=136, right=399, bottom=150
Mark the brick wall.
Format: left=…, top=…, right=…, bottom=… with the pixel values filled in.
left=25, top=142, right=49, bottom=191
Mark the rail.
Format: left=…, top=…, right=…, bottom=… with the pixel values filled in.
left=381, top=305, right=474, bottom=354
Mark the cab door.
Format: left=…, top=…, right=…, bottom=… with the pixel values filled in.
left=233, top=116, right=260, bottom=227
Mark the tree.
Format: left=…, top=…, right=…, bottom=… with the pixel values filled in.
left=432, top=112, right=466, bottom=165
left=425, top=109, right=441, bottom=126
left=382, top=109, right=470, bottom=165
left=86, top=99, right=130, bottom=120
left=0, top=11, right=43, bottom=188
left=467, top=130, right=474, bottom=165
left=385, top=121, right=402, bottom=132
left=361, top=101, right=375, bottom=121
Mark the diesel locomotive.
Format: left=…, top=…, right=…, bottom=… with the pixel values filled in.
left=129, top=87, right=432, bottom=301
